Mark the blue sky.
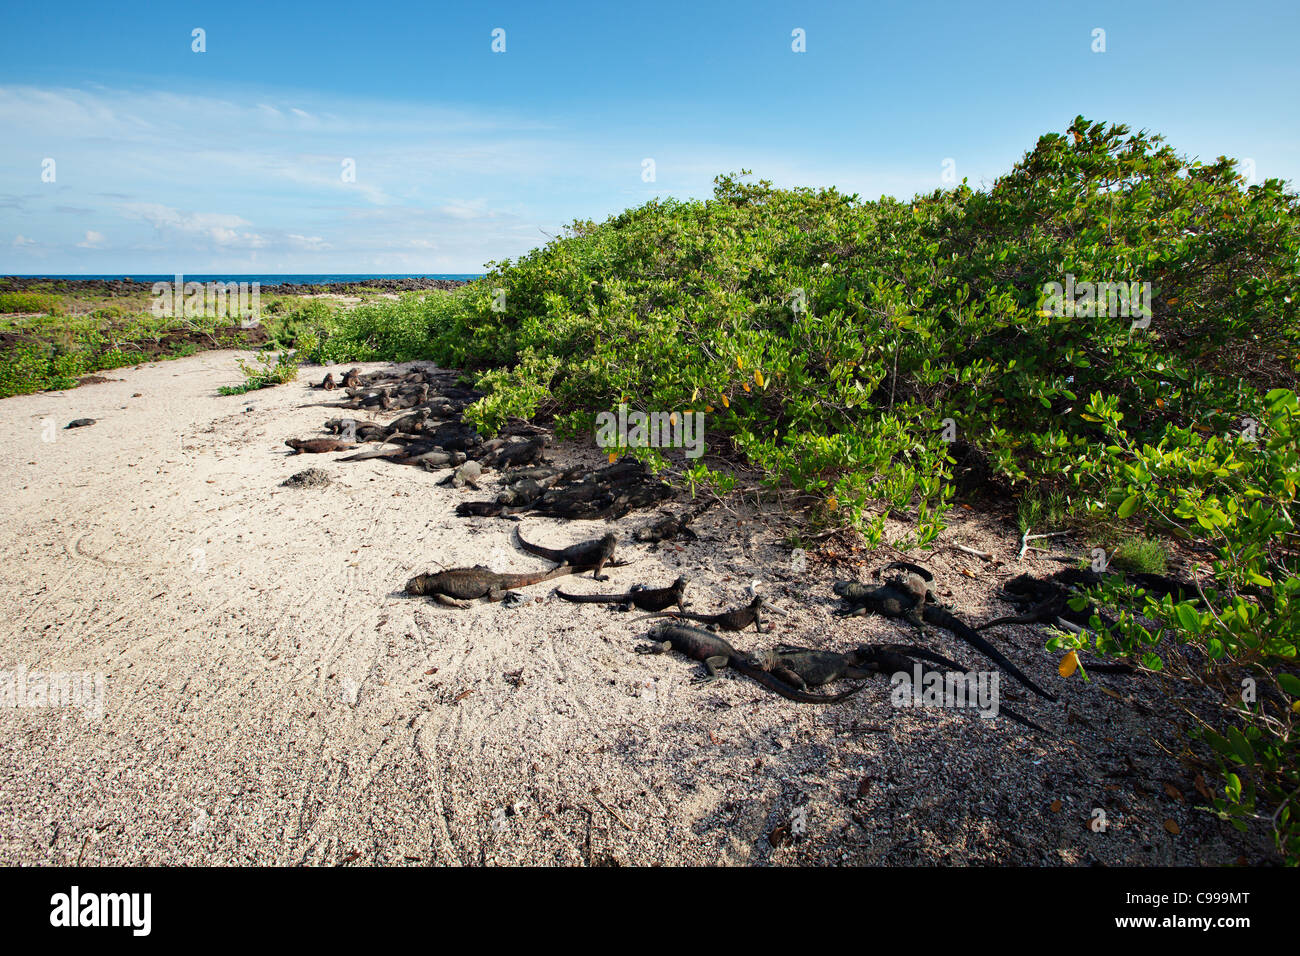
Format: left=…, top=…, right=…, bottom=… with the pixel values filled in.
left=2, top=0, right=1297, bottom=274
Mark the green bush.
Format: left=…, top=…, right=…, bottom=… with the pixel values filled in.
left=218, top=350, right=299, bottom=395
left=1049, top=389, right=1299, bottom=860
left=0, top=292, right=60, bottom=314
left=1110, top=535, right=1170, bottom=575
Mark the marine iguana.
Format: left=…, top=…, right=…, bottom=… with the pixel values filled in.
left=876, top=561, right=938, bottom=624
left=556, top=576, right=688, bottom=612
left=286, top=438, right=358, bottom=454
left=405, top=564, right=577, bottom=608
left=337, top=440, right=467, bottom=468
left=514, top=527, right=622, bottom=580
left=484, top=436, right=547, bottom=469
left=633, top=594, right=766, bottom=633
left=833, top=578, right=1057, bottom=701
left=323, top=418, right=390, bottom=442
left=65, top=418, right=96, bottom=429
left=833, top=579, right=919, bottom=620
left=633, top=500, right=716, bottom=544
left=639, top=623, right=863, bottom=704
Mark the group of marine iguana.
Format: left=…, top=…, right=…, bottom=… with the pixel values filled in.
left=286, top=365, right=674, bottom=520
left=399, top=522, right=1097, bottom=731
left=289, top=364, right=1184, bottom=734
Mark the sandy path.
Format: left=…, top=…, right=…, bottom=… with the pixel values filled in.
left=0, top=351, right=1265, bottom=865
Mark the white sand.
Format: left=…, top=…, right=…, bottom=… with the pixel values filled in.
left=0, top=351, right=1266, bottom=865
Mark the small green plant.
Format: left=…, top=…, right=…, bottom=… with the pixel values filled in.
left=1017, top=491, right=1043, bottom=534
left=219, top=350, right=298, bottom=395
left=1109, top=535, right=1169, bottom=575
left=1045, top=489, right=1069, bottom=527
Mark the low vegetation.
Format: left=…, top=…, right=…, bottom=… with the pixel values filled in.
left=218, top=350, right=299, bottom=395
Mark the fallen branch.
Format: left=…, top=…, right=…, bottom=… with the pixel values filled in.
left=952, top=543, right=993, bottom=561
left=1018, top=530, right=1069, bottom=560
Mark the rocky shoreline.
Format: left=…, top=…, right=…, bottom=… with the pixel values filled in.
left=0, top=276, right=473, bottom=297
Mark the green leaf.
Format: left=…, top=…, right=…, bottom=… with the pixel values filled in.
left=1117, top=494, right=1140, bottom=519
left=1173, top=603, right=1202, bottom=635
left=1227, top=727, right=1256, bottom=766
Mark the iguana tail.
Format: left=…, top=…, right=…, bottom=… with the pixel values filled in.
left=923, top=606, right=1058, bottom=701
left=499, top=565, right=580, bottom=588
left=554, top=589, right=624, bottom=604
left=514, top=525, right=565, bottom=562
left=732, top=660, right=865, bottom=704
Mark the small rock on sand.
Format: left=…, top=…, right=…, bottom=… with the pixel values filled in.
left=282, top=468, right=332, bottom=489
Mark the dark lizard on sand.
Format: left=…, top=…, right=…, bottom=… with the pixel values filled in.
left=555, top=576, right=688, bottom=612
left=833, top=578, right=1057, bottom=701
left=639, top=623, right=862, bottom=704
left=514, top=526, right=622, bottom=580
left=633, top=594, right=766, bottom=633
left=633, top=500, right=716, bottom=544
left=875, top=561, right=938, bottom=624
left=286, top=438, right=357, bottom=454
left=405, top=564, right=577, bottom=608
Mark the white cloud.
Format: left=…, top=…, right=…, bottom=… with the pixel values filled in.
left=13, top=234, right=36, bottom=246
left=76, top=230, right=104, bottom=247
left=116, top=203, right=265, bottom=247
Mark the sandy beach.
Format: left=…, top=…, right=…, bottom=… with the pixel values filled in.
left=0, top=351, right=1267, bottom=865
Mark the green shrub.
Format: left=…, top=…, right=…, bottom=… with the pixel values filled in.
left=0, top=292, right=60, bottom=314
left=218, top=350, right=298, bottom=395
left=1052, top=389, right=1299, bottom=860
left=1110, top=535, right=1169, bottom=575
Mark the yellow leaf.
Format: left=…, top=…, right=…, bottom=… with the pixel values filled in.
left=755, top=370, right=765, bottom=388
left=742, top=382, right=751, bottom=393
left=691, top=387, right=699, bottom=402
left=608, top=452, right=617, bottom=463
left=1058, top=650, right=1080, bottom=677
left=669, top=412, right=678, bottom=426
left=826, top=496, right=839, bottom=512
left=721, top=395, right=729, bottom=408
left=704, top=405, right=714, bottom=413
left=737, top=356, right=744, bottom=370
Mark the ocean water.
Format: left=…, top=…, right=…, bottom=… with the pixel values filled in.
left=7, top=274, right=484, bottom=285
